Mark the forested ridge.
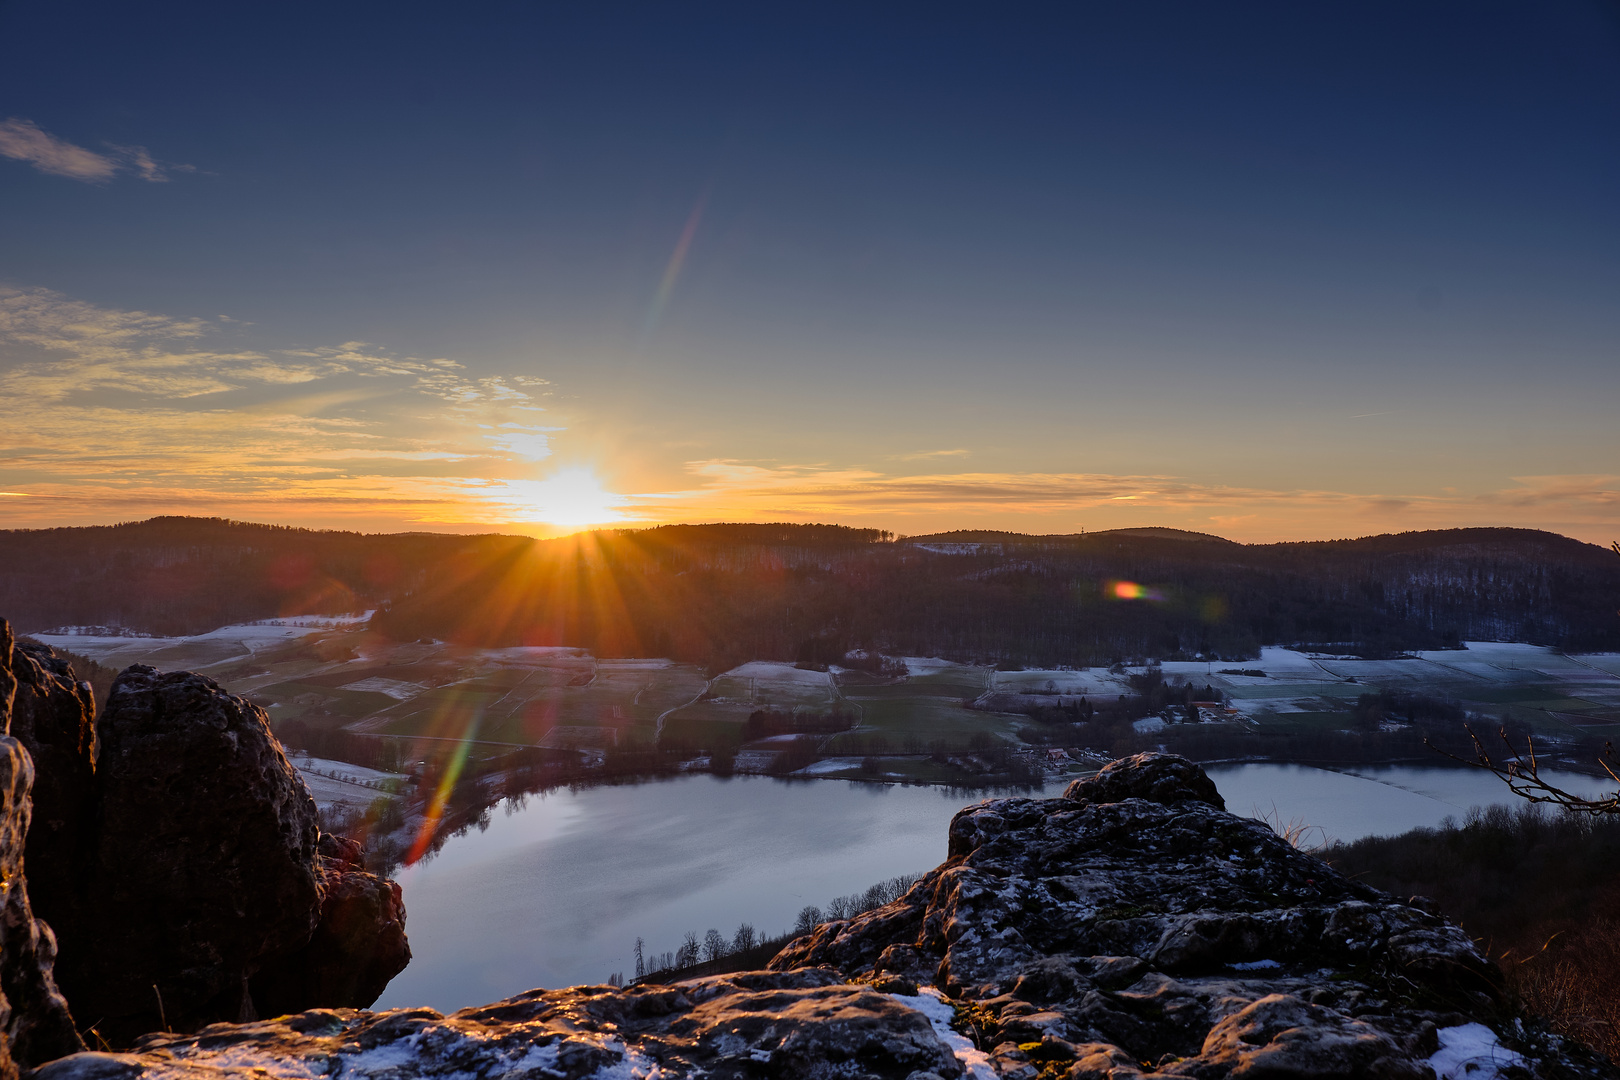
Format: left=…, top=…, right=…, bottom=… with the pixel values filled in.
left=1, top=517, right=1616, bottom=666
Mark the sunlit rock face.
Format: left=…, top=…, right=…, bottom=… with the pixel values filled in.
left=27, top=753, right=1620, bottom=1079
left=35, top=970, right=963, bottom=1080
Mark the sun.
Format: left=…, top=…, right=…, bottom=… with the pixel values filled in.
left=516, top=468, right=630, bottom=527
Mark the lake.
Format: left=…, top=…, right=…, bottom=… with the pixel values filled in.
left=374, top=762, right=1613, bottom=1012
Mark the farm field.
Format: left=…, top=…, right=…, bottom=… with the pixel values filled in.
left=826, top=662, right=1022, bottom=752
left=31, top=618, right=1620, bottom=765
left=660, top=661, right=842, bottom=749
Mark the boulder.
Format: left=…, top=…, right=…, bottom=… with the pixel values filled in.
left=49, top=666, right=324, bottom=1044
left=250, top=834, right=411, bottom=1016
left=1061, top=750, right=1225, bottom=810
left=1, top=639, right=414, bottom=1046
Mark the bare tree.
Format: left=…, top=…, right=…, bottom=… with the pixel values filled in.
left=1432, top=724, right=1620, bottom=816
left=732, top=922, right=757, bottom=953
left=676, top=931, right=701, bottom=968
left=703, top=928, right=728, bottom=963
left=793, top=905, right=824, bottom=936
left=1425, top=540, right=1620, bottom=813
left=634, top=936, right=645, bottom=980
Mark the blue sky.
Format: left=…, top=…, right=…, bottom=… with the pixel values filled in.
left=2, top=2, right=1617, bottom=540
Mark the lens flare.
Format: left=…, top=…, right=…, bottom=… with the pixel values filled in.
left=403, top=715, right=479, bottom=866
left=1108, top=579, right=1165, bottom=602
left=643, top=193, right=706, bottom=337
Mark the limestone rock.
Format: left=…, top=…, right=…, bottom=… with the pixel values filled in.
left=33, top=970, right=962, bottom=1080
left=1061, top=750, right=1225, bottom=811
left=773, top=752, right=1609, bottom=1078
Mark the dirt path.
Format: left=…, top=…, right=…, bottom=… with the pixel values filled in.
left=655, top=674, right=718, bottom=742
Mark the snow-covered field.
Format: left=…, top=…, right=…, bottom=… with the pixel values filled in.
left=340, top=677, right=427, bottom=700
left=33, top=612, right=373, bottom=668
left=724, top=661, right=837, bottom=688
left=980, top=642, right=1620, bottom=730
left=289, top=755, right=407, bottom=814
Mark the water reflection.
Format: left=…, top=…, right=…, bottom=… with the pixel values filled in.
left=375, top=764, right=1614, bottom=1012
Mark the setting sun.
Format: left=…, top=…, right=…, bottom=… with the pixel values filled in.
left=511, top=468, right=629, bottom=527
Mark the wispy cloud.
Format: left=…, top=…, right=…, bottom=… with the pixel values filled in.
left=0, top=286, right=558, bottom=527
left=0, top=118, right=192, bottom=183
left=0, top=119, right=118, bottom=181
left=897, top=448, right=970, bottom=461
left=4, top=286, right=1615, bottom=543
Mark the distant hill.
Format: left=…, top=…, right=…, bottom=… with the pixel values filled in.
left=1, top=517, right=1616, bottom=666
left=909, top=527, right=1237, bottom=545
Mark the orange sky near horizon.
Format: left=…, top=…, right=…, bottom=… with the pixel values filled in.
left=0, top=284, right=1616, bottom=547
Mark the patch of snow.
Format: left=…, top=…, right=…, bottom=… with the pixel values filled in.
left=39, top=625, right=155, bottom=639
left=179, top=1047, right=329, bottom=1079
left=1427, top=1023, right=1524, bottom=1080
left=334, top=1036, right=425, bottom=1078
left=891, top=988, right=996, bottom=1080
left=341, top=677, right=427, bottom=700
left=901, top=656, right=962, bottom=676
left=1228, top=959, right=1281, bottom=971
left=475, top=646, right=591, bottom=664
left=723, top=661, right=834, bottom=686
left=1132, top=717, right=1166, bottom=734
left=589, top=1037, right=663, bottom=1080
left=792, top=757, right=866, bottom=775
left=294, top=756, right=406, bottom=783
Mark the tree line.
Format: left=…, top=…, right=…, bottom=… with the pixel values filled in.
left=6, top=519, right=1617, bottom=669
left=621, top=872, right=924, bottom=985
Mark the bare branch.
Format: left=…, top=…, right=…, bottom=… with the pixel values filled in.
left=1426, top=725, right=1620, bottom=816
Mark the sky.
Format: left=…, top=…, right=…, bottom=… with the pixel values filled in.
left=1, top=2, right=1617, bottom=543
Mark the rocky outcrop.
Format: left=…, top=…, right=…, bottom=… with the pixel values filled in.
left=28, top=753, right=1617, bottom=1079
left=250, top=834, right=411, bottom=1017
left=770, top=752, right=1551, bottom=1077
left=49, top=665, right=327, bottom=1044
left=7, top=641, right=96, bottom=939
left=35, top=969, right=964, bottom=1080
left=0, top=622, right=87, bottom=1075
left=5, top=641, right=96, bottom=979
left=0, top=631, right=411, bottom=1049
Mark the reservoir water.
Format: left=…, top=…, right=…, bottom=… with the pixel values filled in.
left=375, top=763, right=1613, bottom=1012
